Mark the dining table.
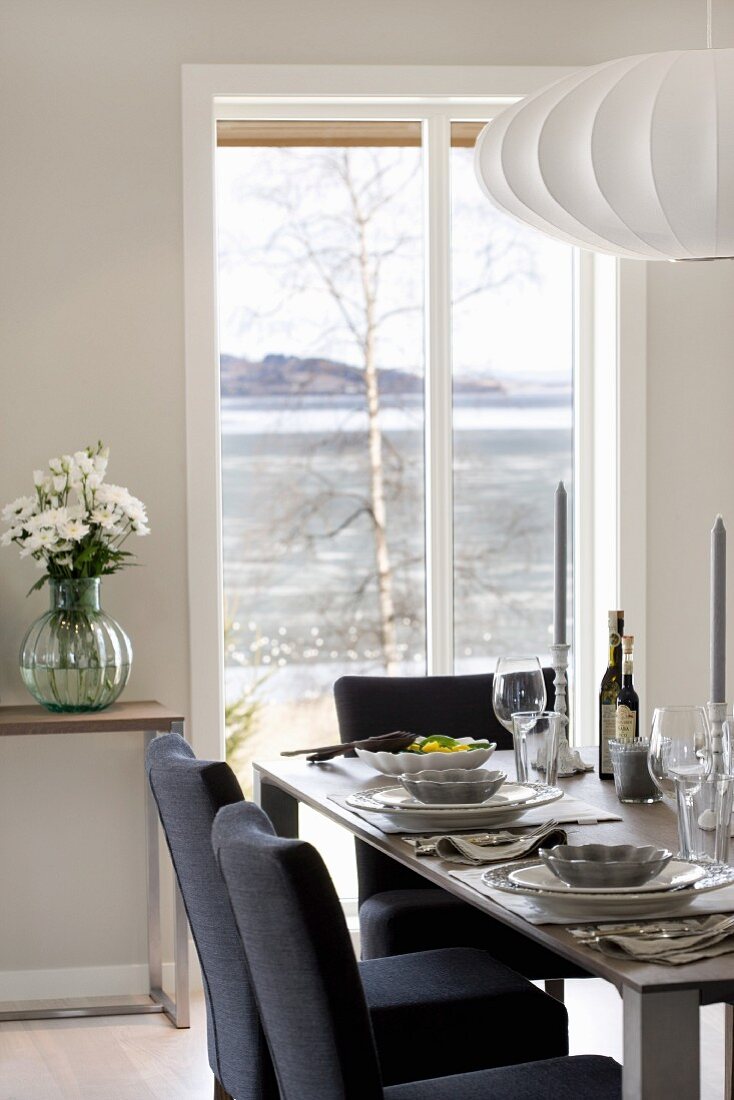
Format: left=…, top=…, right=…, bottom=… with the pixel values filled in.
left=253, top=746, right=734, bottom=1100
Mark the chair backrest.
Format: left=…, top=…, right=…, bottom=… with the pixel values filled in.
left=335, top=670, right=555, bottom=751
left=213, top=802, right=384, bottom=1100
left=334, top=671, right=555, bottom=904
left=146, top=734, right=277, bottom=1100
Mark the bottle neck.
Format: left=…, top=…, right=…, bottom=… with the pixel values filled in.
left=622, top=654, right=634, bottom=686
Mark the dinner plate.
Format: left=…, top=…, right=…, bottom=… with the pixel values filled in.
left=482, top=859, right=734, bottom=918
left=508, top=859, right=705, bottom=896
left=345, top=783, right=563, bottom=828
left=371, top=782, right=536, bottom=812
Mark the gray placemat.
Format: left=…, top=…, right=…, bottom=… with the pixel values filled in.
left=329, top=790, right=621, bottom=834
left=448, top=866, right=734, bottom=925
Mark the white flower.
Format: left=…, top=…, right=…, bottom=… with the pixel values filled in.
left=86, top=472, right=102, bottom=490
left=27, top=508, right=66, bottom=531
left=96, top=483, right=132, bottom=507
left=90, top=504, right=118, bottom=528
left=33, top=469, right=46, bottom=487
left=57, top=518, right=90, bottom=542
left=48, top=457, right=63, bottom=475
left=73, top=451, right=95, bottom=475
left=2, top=496, right=36, bottom=523
left=52, top=474, right=67, bottom=493
left=55, top=554, right=74, bottom=567
left=19, top=543, right=35, bottom=558
left=131, top=520, right=150, bottom=536
left=27, top=530, right=58, bottom=550
left=0, top=526, right=23, bottom=547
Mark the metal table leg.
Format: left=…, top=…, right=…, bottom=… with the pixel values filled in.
left=145, top=722, right=190, bottom=1028
left=253, top=771, right=299, bottom=838
left=0, top=719, right=191, bottom=1025
left=623, top=986, right=700, bottom=1099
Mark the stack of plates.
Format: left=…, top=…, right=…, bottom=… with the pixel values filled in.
left=482, top=858, right=734, bottom=917
left=345, top=782, right=563, bottom=830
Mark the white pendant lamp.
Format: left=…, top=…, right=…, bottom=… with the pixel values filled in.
left=475, top=47, right=734, bottom=260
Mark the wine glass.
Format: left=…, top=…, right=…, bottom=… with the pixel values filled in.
left=492, top=656, right=547, bottom=733
left=647, top=706, right=712, bottom=797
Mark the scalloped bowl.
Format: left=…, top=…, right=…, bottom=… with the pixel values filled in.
left=399, top=769, right=506, bottom=805
left=355, top=739, right=496, bottom=776
left=538, top=843, right=674, bottom=889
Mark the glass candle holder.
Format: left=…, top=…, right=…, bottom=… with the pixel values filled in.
left=609, top=738, right=662, bottom=804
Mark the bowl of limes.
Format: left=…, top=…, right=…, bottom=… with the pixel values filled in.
left=355, top=734, right=496, bottom=776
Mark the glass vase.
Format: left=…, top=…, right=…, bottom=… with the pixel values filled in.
left=19, top=578, right=132, bottom=713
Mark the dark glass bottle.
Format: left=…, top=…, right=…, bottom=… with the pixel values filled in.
left=599, top=610, right=624, bottom=778
left=615, top=635, right=640, bottom=743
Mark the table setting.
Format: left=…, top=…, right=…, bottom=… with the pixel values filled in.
left=276, top=498, right=734, bottom=977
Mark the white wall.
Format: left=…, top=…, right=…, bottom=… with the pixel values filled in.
left=1, top=0, right=733, bottom=994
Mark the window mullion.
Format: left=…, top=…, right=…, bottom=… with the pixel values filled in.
left=423, top=113, right=454, bottom=675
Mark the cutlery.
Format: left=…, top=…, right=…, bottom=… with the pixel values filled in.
left=573, top=915, right=734, bottom=942
left=414, top=821, right=559, bottom=855
left=281, top=730, right=414, bottom=763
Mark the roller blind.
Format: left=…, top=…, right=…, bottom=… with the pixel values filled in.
left=216, top=120, right=484, bottom=148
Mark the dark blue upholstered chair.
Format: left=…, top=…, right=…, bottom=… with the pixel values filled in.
left=334, top=672, right=589, bottom=994
left=146, top=735, right=276, bottom=1100
left=212, top=802, right=621, bottom=1100
left=148, top=735, right=568, bottom=1098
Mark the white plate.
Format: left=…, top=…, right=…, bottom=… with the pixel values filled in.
left=345, top=783, right=563, bottom=829
left=482, top=859, right=734, bottom=918
left=372, top=782, right=536, bottom=812
left=508, top=859, right=705, bottom=896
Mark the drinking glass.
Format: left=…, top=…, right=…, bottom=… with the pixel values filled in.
left=492, top=657, right=547, bottom=734
left=675, top=774, right=734, bottom=862
left=511, top=711, right=561, bottom=786
left=647, top=706, right=712, bottom=798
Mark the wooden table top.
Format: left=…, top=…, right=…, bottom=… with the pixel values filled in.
left=254, top=748, right=734, bottom=1001
left=0, top=701, right=184, bottom=736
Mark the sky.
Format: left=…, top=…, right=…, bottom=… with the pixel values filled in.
left=215, top=144, right=574, bottom=383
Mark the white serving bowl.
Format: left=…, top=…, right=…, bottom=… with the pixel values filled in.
left=355, top=738, right=496, bottom=776
left=399, top=769, right=506, bottom=805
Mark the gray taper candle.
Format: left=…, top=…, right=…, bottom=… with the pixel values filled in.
left=711, top=514, right=726, bottom=703
left=553, top=481, right=567, bottom=646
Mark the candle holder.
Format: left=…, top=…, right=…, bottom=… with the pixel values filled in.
left=549, top=643, right=594, bottom=775
left=707, top=700, right=728, bottom=775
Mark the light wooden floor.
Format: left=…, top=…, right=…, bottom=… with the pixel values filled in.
left=0, top=983, right=727, bottom=1098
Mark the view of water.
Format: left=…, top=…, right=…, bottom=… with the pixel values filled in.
left=221, top=390, right=573, bottom=705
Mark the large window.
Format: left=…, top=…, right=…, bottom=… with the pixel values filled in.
left=215, top=115, right=575, bottom=785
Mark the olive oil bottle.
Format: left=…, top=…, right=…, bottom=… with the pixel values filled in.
left=599, top=610, right=624, bottom=778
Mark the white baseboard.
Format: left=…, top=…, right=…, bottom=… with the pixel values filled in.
left=0, top=946, right=202, bottom=1002
left=0, top=904, right=359, bottom=1002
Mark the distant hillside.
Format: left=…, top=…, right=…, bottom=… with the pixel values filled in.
left=220, top=353, right=505, bottom=397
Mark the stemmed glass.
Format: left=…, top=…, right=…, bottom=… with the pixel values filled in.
left=492, top=656, right=547, bottom=734
left=647, top=706, right=712, bottom=797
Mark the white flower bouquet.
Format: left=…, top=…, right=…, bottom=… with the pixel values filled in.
left=2, top=442, right=149, bottom=592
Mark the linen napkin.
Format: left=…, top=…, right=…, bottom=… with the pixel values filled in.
left=404, top=826, right=567, bottom=865
left=569, top=914, right=734, bottom=965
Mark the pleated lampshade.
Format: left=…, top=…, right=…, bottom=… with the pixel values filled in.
left=475, top=49, right=734, bottom=261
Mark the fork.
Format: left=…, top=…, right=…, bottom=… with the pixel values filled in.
left=468, top=820, right=560, bottom=846
left=573, top=915, right=734, bottom=942
left=414, top=820, right=559, bottom=855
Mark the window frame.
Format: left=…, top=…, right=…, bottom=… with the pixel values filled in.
left=182, top=64, right=646, bottom=761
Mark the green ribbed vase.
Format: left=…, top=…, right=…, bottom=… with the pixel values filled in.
left=20, top=578, right=132, bottom=712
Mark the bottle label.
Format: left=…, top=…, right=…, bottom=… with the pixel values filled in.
left=601, top=704, right=617, bottom=771
left=616, top=705, right=636, bottom=743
